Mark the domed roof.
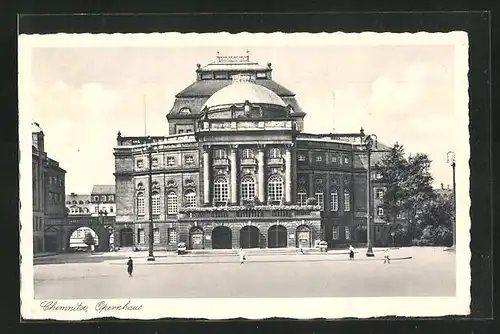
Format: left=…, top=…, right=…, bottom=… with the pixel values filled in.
left=31, top=121, right=43, bottom=133
left=202, top=81, right=286, bottom=110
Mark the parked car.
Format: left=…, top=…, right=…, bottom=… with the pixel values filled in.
left=316, top=240, right=328, bottom=252
left=177, top=242, right=187, bottom=255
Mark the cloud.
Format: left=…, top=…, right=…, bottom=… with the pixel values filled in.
left=79, top=82, right=118, bottom=116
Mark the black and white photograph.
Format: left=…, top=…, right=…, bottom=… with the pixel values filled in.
left=19, top=32, right=470, bottom=320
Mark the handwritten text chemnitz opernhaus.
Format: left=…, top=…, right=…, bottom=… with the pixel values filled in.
left=40, top=300, right=143, bottom=313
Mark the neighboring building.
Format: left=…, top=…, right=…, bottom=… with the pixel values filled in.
left=114, top=54, right=392, bottom=250
left=65, top=187, right=116, bottom=250
left=32, top=122, right=66, bottom=253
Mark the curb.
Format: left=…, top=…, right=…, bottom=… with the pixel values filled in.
left=108, top=256, right=413, bottom=266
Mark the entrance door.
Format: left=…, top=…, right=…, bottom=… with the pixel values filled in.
left=268, top=225, right=287, bottom=248
left=240, top=226, right=259, bottom=249
left=212, top=226, right=232, bottom=249
left=120, top=228, right=134, bottom=247
left=189, top=227, right=204, bottom=249
left=296, top=225, right=311, bottom=248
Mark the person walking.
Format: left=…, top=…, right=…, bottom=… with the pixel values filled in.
left=383, top=249, right=390, bottom=264
left=349, top=245, right=355, bottom=260
left=238, top=248, right=246, bottom=265
left=127, top=257, right=134, bottom=277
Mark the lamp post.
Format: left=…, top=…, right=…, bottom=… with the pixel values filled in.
left=364, top=133, right=377, bottom=257
left=142, top=136, right=157, bottom=262
left=98, top=208, right=108, bottom=251
left=446, top=151, right=456, bottom=249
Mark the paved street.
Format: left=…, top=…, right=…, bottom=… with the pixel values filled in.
left=33, top=247, right=455, bottom=299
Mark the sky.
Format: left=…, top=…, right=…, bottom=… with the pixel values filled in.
left=28, top=38, right=460, bottom=194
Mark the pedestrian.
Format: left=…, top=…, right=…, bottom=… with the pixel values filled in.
left=349, top=245, right=355, bottom=260
left=238, top=248, right=246, bottom=265
left=383, top=249, right=390, bottom=264
left=299, top=243, right=304, bottom=255
left=127, top=257, right=133, bottom=277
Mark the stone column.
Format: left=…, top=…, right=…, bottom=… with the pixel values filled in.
left=203, top=147, right=210, bottom=204
left=257, top=145, right=265, bottom=203
left=285, top=145, right=292, bottom=203
left=230, top=145, right=238, bottom=204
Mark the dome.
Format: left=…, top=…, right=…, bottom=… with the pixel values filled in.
left=202, top=81, right=286, bottom=110
left=31, top=121, right=43, bottom=133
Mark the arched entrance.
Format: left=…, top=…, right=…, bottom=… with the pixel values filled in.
left=69, top=227, right=100, bottom=251
left=212, top=226, right=232, bottom=249
left=189, top=227, right=204, bottom=249
left=268, top=225, right=287, bottom=248
left=120, top=228, right=134, bottom=247
left=240, top=225, right=260, bottom=249
left=355, top=225, right=367, bottom=243
left=296, top=225, right=312, bottom=248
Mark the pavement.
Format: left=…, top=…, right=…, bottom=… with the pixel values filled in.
left=33, top=247, right=455, bottom=299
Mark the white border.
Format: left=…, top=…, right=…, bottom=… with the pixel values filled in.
left=19, top=32, right=471, bottom=320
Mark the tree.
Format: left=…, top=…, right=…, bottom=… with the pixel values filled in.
left=375, top=144, right=435, bottom=244
left=416, top=189, right=454, bottom=246
left=83, top=232, right=96, bottom=247
left=375, top=143, right=407, bottom=225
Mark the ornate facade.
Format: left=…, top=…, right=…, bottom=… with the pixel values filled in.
left=114, top=54, right=391, bottom=250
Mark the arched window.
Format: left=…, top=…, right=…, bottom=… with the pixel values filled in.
left=344, top=189, right=351, bottom=212
left=269, top=148, right=281, bottom=159
left=137, top=192, right=145, bottom=215
left=185, top=190, right=196, bottom=208
left=330, top=189, right=339, bottom=212
left=315, top=190, right=324, bottom=211
left=214, top=149, right=227, bottom=159
left=297, top=188, right=307, bottom=206
left=213, top=176, right=229, bottom=204
left=152, top=191, right=161, bottom=215
left=241, top=175, right=256, bottom=200
left=167, top=191, right=178, bottom=214
left=268, top=175, right=284, bottom=203
left=242, top=148, right=254, bottom=159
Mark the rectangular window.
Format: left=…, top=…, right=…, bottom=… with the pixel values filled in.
left=330, top=192, right=339, bottom=211
left=167, top=157, right=175, bottom=166
left=376, top=226, right=381, bottom=233
left=331, top=155, right=337, bottom=163
left=101, top=195, right=106, bottom=202
left=201, top=73, right=212, bottom=80
left=256, top=72, right=267, bottom=79
left=269, top=148, right=281, bottom=159
left=297, top=192, right=307, bottom=206
left=152, top=158, right=159, bottom=168
left=344, top=192, right=351, bottom=212
left=333, top=226, right=339, bottom=240
left=185, top=156, right=194, bottom=164
left=315, top=155, right=323, bottom=162
left=376, top=189, right=384, bottom=199
left=110, top=206, right=114, bottom=213
left=178, top=129, right=184, bottom=134
left=137, top=195, right=145, bottom=216
left=94, top=196, right=99, bottom=202
left=137, top=160, right=144, bottom=168
left=167, top=192, right=178, bottom=214
left=152, top=193, right=161, bottom=215
left=378, top=207, right=384, bottom=216
left=315, top=192, right=324, bottom=211
left=138, top=229, right=145, bottom=244
left=186, top=129, right=192, bottom=133
left=215, top=72, right=228, bottom=79
left=298, top=155, right=306, bottom=162
left=109, top=195, right=114, bottom=202
left=344, top=157, right=350, bottom=164
left=153, top=228, right=160, bottom=244
left=168, top=228, right=177, bottom=244
left=95, top=206, right=99, bottom=213
left=345, top=227, right=351, bottom=240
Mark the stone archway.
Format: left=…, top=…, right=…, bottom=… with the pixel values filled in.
left=296, top=225, right=312, bottom=248
left=68, top=226, right=100, bottom=251
left=240, top=225, right=260, bottom=249
left=268, top=225, right=287, bottom=248
left=212, top=226, right=232, bottom=249
left=189, top=227, right=204, bottom=249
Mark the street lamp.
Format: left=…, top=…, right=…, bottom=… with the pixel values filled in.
left=364, top=132, right=377, bottom=257
left=142, top=136, right=158, bottom=262
left=446, top=151, right=456, bottom=249
left=98, top=208, right=108, bottom=251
